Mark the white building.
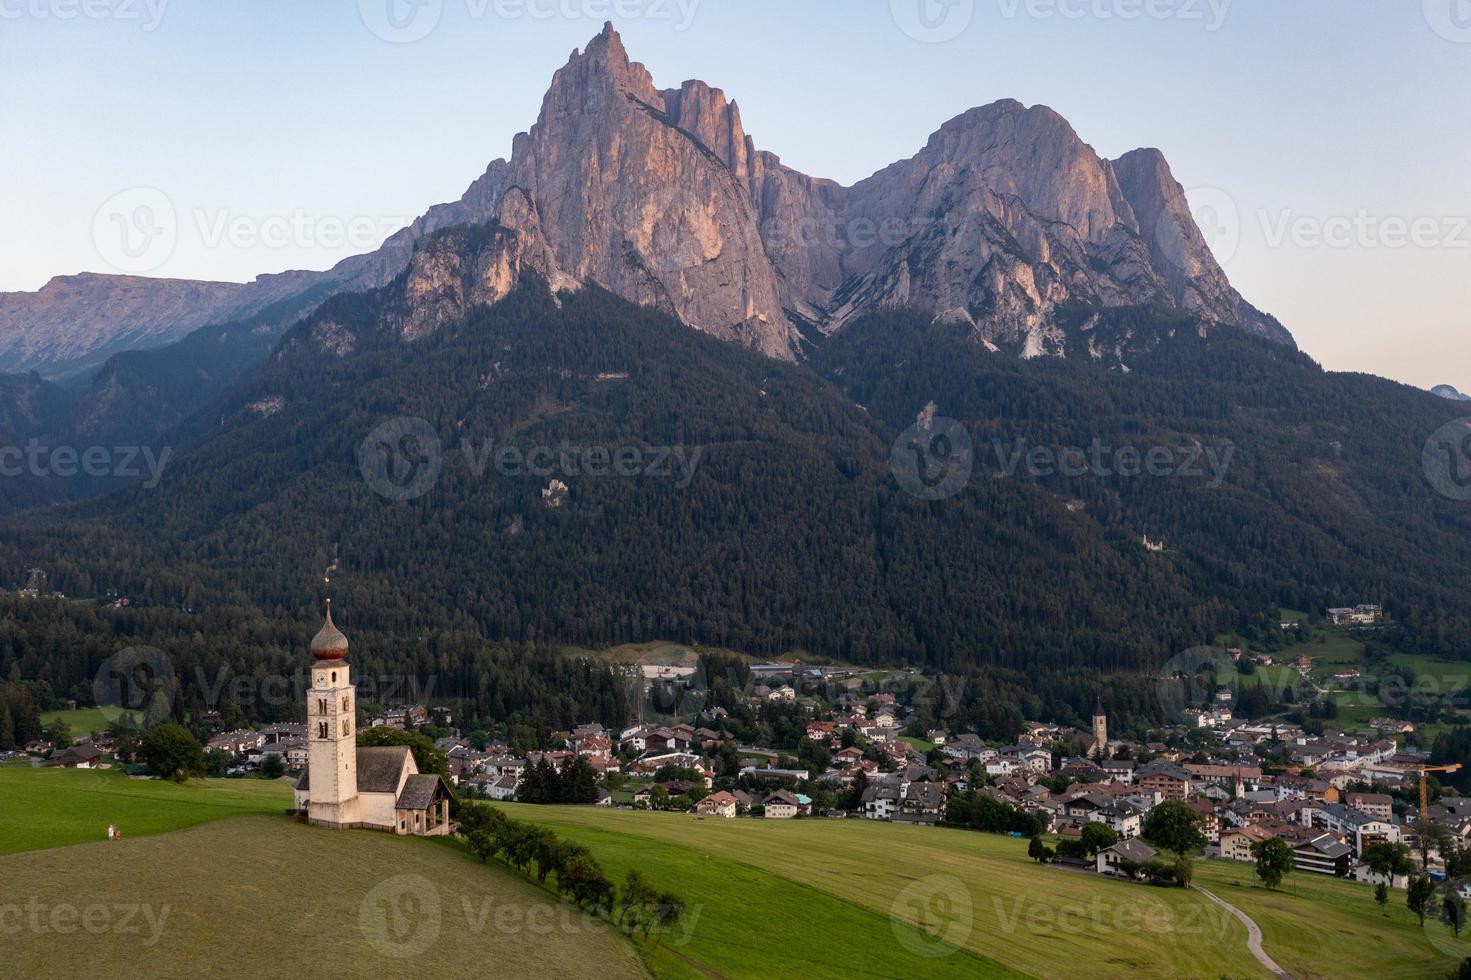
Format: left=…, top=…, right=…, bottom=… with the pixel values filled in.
left=292, top=602, right=452, bottom=836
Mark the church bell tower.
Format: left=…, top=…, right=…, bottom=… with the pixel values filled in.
left=305, top=596, right=358, bottom=827
left=1091, top=697, right=1109, bottom=760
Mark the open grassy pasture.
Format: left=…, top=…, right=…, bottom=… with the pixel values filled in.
left=38, top=706, right=115, bottom=736
left=496, top=805, right=1270, bottom=979
left=899, top=734, right=937, bottom=753
left=498, top=808, right=1023, bottom=979
left=502, top=807, right=1465, bottom=979
left=0, top=766, right=293, bottom=855
left=1192, top=859, right=1450, bottom=980
left=0, top=816, right=649, bottom=980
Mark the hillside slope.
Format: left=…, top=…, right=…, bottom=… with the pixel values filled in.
left=0, top=815, right=649, bottom=980
left=2, top=228, right=1468, bottom=721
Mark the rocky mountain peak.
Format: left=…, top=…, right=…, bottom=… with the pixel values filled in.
left=2, top=25, right=1292, bottom=377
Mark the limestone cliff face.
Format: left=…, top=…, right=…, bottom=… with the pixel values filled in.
left=497, top=25, right=797, bottom=358
left=357, top=26, right=1293, bottom=359
left=1, top=23, right=1292, bottom=378
left=1110, top=148, right=1292, bottom=346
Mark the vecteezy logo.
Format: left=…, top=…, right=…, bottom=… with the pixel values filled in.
left=890, top=0, right=974, bottom=43
left=359, top=0, right=442, bottom=43
left=891, top=875, right=973, bottom=958
left=891, top=411, right=973, bottom=500
left=359, top=875, right=441, bottom=958
left=93, top=646, right=175, bottom=731
left=1423, top=417, right=1471, bottom=501
left=1168, top=186, right=1241, bottom=270
left=92, top=188, right=177, bottom=275
left=358, top=416, right=443, bottom=501
left=1425, top=0, right=1471, bottom=42
left=1156, top=645, right=1238, bottom=723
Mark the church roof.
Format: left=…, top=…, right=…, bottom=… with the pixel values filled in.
left=396, top=773, right=450, bottom=811
left=357, top=746, right=415, bottom=793
left=294, top=745, right=418, bottom=796
left=311, top=605, right=349, bottom=661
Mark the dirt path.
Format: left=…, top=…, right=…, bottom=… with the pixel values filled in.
left=1192, top=884, right=1292, bottom=979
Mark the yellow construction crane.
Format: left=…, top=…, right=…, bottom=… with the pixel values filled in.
left=1414, top=763, right=1462, bottom=869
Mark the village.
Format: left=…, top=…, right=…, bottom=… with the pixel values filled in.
left=15, top=641, right=1466, bottom=897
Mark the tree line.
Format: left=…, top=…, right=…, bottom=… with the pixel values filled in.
left=457, top=803, right=684, bottom=941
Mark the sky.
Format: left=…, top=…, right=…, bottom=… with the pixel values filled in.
left=1, top=0, right=1468, bottom=391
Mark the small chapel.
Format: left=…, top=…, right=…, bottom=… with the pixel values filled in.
left=292, top=601, right=453, bottom=835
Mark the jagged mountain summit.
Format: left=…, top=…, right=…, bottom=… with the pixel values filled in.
left=0, top=23, right=1288, bottom=377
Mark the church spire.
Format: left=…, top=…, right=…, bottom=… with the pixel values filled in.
left=310, top=564, right=348, bottom=661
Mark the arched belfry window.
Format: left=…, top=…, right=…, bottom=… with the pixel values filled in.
left=318, top=721, right=329, bottom=739
left=318, top=698, right=327, bottom=715
left=331, top=671, right=337, bottom=684
left=342, top=695, right=349, bottom=713
left=342, top=720, right=351, bottom=737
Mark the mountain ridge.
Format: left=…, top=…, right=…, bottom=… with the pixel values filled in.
left=1, top=22, right=1288, bottom=379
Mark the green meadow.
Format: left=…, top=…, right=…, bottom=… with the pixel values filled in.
left=498, top=806, right=1461, bottom=980
left=37, top=706, right=115, bottom=735
left=1, top=764, right=1459, bottom=978
left=0, top=816, right=647, bottom=980
left=497, top=805, right=1266, bottom=979
left=1191, top=859, right=1449, bottom=980
left=0, top=765, right=293, bottom=855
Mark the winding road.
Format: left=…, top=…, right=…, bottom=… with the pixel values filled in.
left=1192, top=884, right=1292, bottom=979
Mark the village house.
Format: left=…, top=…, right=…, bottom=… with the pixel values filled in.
left=1000, top=744, right=1052, bottom=774
left=1313, top=802, right=1398, bottom=856
left=805, top=721, right=836, bottom=742
left=696, top=790, right=739, bottom=818
left=900, top=781, right=947, bottom=822
left=1186, top=800, right=1221, bottom=843
left=1220, top=823, right=1277, bottom=862
left=1185, top=764, right=1261, bottom=795
left=488, top=775, right=520, bottom=801
left=1096, top=838, right=1158, bottom=877
left=1136, top=761, right=1192, bottom=801
left=862, top=780, right=903, bottom=820
left=1345, top=792, right=1394, bottom=822
left=1293, top=832, right=1355, bottom=876
left=47, top=743, right=103, bottom=768
left=208, top=729, right=265, bottom=755
left=762, top=789, right=801, bottom=819
left=942, top=733, right=990, bottom=762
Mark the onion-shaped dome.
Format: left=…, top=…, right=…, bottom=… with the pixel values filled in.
left=311, top=605, right=349, bottom=661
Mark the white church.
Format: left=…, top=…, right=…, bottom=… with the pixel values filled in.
left=292, top=602, right=453, bottom=835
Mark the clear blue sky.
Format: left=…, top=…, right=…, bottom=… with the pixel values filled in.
left=2, top=0, right=1468, bottom=390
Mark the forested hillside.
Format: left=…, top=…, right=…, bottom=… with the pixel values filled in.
left=1, top=229, right=1469, bottom=734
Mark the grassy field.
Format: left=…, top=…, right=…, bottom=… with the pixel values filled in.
left=496, top=805, right=1273, bottom=979
left=1192, top=859, right=1447, bottom=980
left=38, top=705, right=115, bottom=736
left=498, top=806, right=1466, bottom=980
left=0, top=766, right=294, bottom=855
left=502, top=809, right=1022, bottom=979
left=2, top=762, right=1456, bottom=978
left=0, top=816, right=648, bottom=980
